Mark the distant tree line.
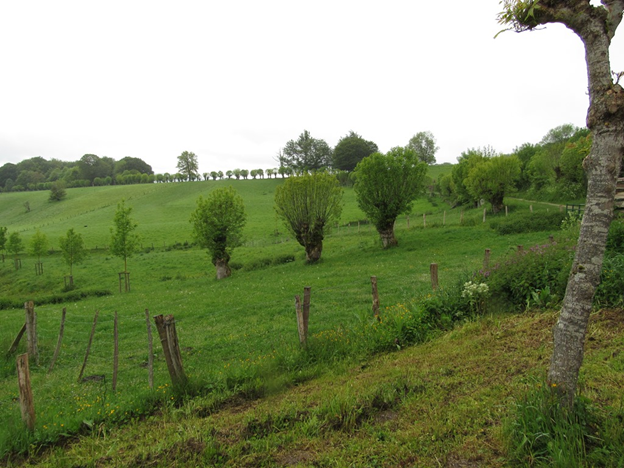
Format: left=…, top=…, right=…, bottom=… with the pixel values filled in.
left=0, top=155, right=154, bottom=193
left=436, top=124, right=591, bottom=209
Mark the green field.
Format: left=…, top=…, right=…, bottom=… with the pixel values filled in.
left=1, top=177, right=619, bottom=465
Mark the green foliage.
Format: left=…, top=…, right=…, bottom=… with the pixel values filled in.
left=59, top=228, right=87, bottom=276
left=450, top=149, right=487, bottom=206
left=595, top=254, right=624, bottom=307
left=490, top=211, right=567, bottom=235
left=110, top=199, right=139, bottom=272
left=465, top=154, right=521, bottom=213
left=6, top=232, right=23, bottom=257
left=49, top=180, right=67, bottom=201
left=0, top=226, right=6, bottom=253
left=332, top=131, right=378, bottom=172
left=505, top=378, right=624, bottom=467
left=483, top=241, right=574, bottom=310
left=29, top=229, right=49, bottom=261
left=406, top=131, right=438, bottom=164
left=274, top=172, right=343, bottom=262
left=190, top=186, right=246, bottom=267
left=281, top=130, right=332, bottom=171
left=353, top=146, right=427, bottom=247
left=176, top=151, right=200, bottom=181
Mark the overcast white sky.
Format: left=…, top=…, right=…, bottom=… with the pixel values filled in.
left=1, top=1, right=622, bottom=175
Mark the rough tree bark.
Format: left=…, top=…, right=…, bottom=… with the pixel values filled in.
left=378, top=224, right=398, bottom=248
left=215, top=258, right=231, bottom=279
left=501, top=0, right=624, bottom=404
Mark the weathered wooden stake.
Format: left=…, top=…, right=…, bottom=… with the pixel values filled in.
left=505, top=205, right=508, bottom=217
left=517, top=245, right=524, bottom=253
left=443, top=211, right=446, bottom=226
left=423, top=213, right=426, bottom=228
left=484, top=249, right=491, bottom=270
left=64, top=275, right=74, bottom=288
left=549, top=235, right=555, bottom=243
left=154, top=314, right=187, bottom=387
left=7, top=323, right=26, bottom=357
left=303, top=286, right=311, bottom=340
left=24, top=301, right=38, bottom=366
left=113, top=311, right=119, bottom=392
left=483, top=208, right=487, bottom=223
left=530, top=204, right=533, bottom=213
left=371, top=276, right=380, bottom=319
left=78, top=310, right=99, bottom=382
left=145, top=309, right=154, bottom=389
left=118, top=272, right=130, bottom=292
left=17, top=354, right=35, bottom=431
left=430, top=263, right=439, bottom=290
left=460, top=210, right=464, bottom=225
left=407, top=215, right=410, bottom=229
left=48, top=308, right=67, bottom=373
left=35, top=262, right=43, bottom=275
left=295, top=295, right=305, bottom=346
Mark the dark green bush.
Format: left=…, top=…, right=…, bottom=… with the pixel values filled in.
left=490, top=211, right=567, bottom=235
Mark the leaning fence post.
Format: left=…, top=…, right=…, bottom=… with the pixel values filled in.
left=430, top=263, right=439, bottom=290
left=17, top=353, right=35, bottom=431
left=483, top=249, right=491, bottom=270
left=6, top=323, right=26, bottom=358
left=78, top=310, right=99, bottom=382
left=48, top=308, right=67, bottom=373
left=112, top=311, right=119, bottom=392
left=24, top=301, right=38, bottom=366
left=371, top=276, right=380, bottom=319
left=145, top=309, right=154, bottom=389
left=154, top=314, right=187, bottom=387
left=295, top=295, right=306, bottom=346
left=303, top=286, right=311, bottom=340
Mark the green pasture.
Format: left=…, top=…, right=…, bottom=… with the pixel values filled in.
left=0, top=178, right=566, bottom=456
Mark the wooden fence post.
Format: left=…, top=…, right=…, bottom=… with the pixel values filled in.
left=423, top=213, right=426, bottom=228
left=48, top=308, right=67, bottom=373
left=407, top=215, right=410, bottom=229
left=295, top=295, right=306, bottom=346
left=484, top=249, right=491, bottom=270
left=303, top=286, right=311, bottom=340
left=24, top=301, right=38, bottom=366
left=78, top=310, right=99, bottom=382
left=443, top=211, right=446, bottom=226
left=430, top=263, right=439, bottom=290
left=6, top=323, right=26, bottom=358
left=530, top=204, right=533, bottom=213
left=17, top=353, right=35, bottom=431
left=505, top=205, right=508, bottom=217
left=154, top=314, right=187, bottom=387
left=483, top=208, right=487, bottom=223
left=145, top=309, right=154, bottom=389
left=113, top=311, right=119, bottom=392
left=371, top=276, right=380, bottom=319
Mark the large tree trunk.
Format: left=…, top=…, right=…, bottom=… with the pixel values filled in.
left=545, top=3, right=624, bottom=405
left=378, top=225, right=398, bottom=248
left=215, top=259, right=231, bottom=279
left=305, top=242, right=323, bottom=263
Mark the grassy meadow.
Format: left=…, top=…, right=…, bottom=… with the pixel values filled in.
left=1, top=175, right=620, bottom=466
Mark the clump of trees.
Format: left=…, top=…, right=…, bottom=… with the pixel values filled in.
left=353, top=147, right=427, bottom=247
left=279, top=130, right=332, bottom=172
left=274, top=172, right=343, bottom=263
left=190, top=187, right=246, bottom=279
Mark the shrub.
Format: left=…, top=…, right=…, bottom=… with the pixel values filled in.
left=490, top=211, right=567, bottom=235
left=595, top=253, right=624, bottom=307
left=483, top=241, right=574, bottom=310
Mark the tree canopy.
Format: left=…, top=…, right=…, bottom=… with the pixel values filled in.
left=176, top=151, right=200, bottom=181
left=407, top=131, right=438, bottom=164
left=190, top=186, right=246, bottom=279
left=59, top=228, right=87, bottom=277
left=110, top=200, right=139, bottom=273
left=464, top=154, right=521, bottom=213
left=274, top=172, right=343, bottom=262
left=280, top=130, right=332, bottom=172
left=332, top=131, right=378, bottom=172
left=353, top=147, right=427, bottom=248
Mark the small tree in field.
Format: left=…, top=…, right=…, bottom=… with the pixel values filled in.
left=353, top=147, right=427, bottom=248
left=49, top=180, right=67, bottom=202
left=59, top=228, right=87, bottom=286
left=29, top=229, right=49, bottom=275
left=274, top=172, right=343, bottom=263
left=190, top=186, right=246, bottom=279
left=110, top=199, right=139, bottom=276
left=7, top=232, right=23, bottom=269
left=464, top=154, right=521, bottom=213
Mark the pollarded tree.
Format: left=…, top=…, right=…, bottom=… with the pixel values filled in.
left=190, top=186, right=246, bottom=279
left=332, top=131, right=379, bottom=172
left=281, top=130, right=332, bottom=172
left=176, top=151, right=199, bottom=181
left=274, top=172, right=343, bottom=263
left=500, top=0, right=624, bottom=404
left=29, top=229, right=49, bottom=275
left=464, top=154, right=521, bottom=214
left=110, top=199, right=139, bottom=274
left=407, top=131, right=438, bottom=165
left=59, top=228, right=87, bottom=283
left=353, top=147, right=427, bottom=248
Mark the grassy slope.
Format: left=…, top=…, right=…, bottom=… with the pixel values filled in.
left=1, top=177, right=612, bottom=465
left=8, top=309, right=624, bottom=467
